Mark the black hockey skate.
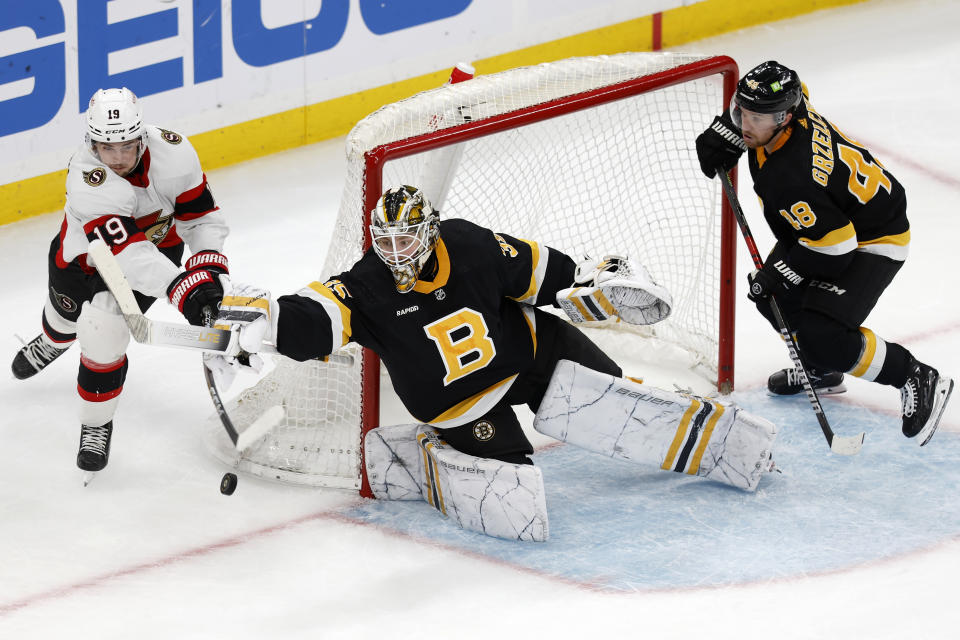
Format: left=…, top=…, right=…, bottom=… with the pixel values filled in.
left=900, top=359, right=954, bottom=446
left=77, top=421, right=113, bottom=474
left=767, top=366, right=846, bottom=396
left=12, top=334, right=70, bottom=380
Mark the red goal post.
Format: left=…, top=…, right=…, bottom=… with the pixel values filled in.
left=203, top=53, right=740, bottom=497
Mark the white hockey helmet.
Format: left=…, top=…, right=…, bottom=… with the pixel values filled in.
left=85, top=87, right=145, bottom=158
left=370, top=185, right=439, bottom=293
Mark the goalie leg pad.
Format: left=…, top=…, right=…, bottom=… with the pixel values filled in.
left=365, top=424, right=549, bottom=541
left=533, top=360, right=777, bottom=491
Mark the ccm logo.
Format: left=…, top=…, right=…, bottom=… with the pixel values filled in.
left=809, top=280, right=847, bottom=295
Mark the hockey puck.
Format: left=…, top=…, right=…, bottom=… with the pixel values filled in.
left=220, top=472, right=238, bottom=495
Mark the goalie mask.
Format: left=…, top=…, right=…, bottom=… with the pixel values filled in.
left=370, top=185, right=440, bottom=293
left=85, top=88, right=146, bottom=163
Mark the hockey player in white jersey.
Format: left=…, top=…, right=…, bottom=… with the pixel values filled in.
left=11, top=88, right=230, bottom=480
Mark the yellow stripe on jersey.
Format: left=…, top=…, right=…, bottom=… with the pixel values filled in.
left=305, top=281, right=352, bottom=348
left=857, top=229, right=910, bottom=261
left=428, top=375, right=517, bottom=425
left=687, top=402, right=725, bottom=475
left=661, top=399, right=701, bottom=471
left=798, top=222, right=857, bottom=255
left=412, top=238, right=450, bottom=294
left=511, top=239, right=546, bottom=305
left=521, top=306, right=537, bottom=357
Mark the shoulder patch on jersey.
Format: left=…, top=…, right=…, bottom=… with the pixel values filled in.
left=158, top=128, right=183, bottom=144
left=324, top=278, right=350, bottom=299
left=82, top=167, right=107, bottom=187
left=493, top=233, right=518, bottom=257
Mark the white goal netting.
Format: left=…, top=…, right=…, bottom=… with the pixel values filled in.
left=203, top=52, right=737, bottom=492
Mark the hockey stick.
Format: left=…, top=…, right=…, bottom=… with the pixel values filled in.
left=718, top=171, right=864, bottom=455
left=89, top=238, right=288, bottom=450
left=87, top=238, right=271, bottom=356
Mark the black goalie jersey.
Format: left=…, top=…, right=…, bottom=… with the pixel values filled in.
left=747, top=101, right=909, bottom=278
left=274, top=218, right=576, bottom=427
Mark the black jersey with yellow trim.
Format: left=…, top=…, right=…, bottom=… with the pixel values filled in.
left=747, top=101, right=908, bottom=278
left=274, top=218, right=576, bottom=424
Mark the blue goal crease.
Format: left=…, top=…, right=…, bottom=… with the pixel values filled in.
left=343, top=390, right=960, bottom=592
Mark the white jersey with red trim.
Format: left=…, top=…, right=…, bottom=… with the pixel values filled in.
left=60, top=125, right=228, bottom=298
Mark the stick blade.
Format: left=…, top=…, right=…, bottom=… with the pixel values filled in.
left=830, top=432, right=865, bottom=455
left=235, top=405, right=285, bottom=452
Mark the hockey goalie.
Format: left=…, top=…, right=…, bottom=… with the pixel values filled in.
left=210, top=185, right=777, bottom=542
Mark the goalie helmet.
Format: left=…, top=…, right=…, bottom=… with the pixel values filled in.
left=730, top=61, right=803, bottom=129
left=85, top=87, right=146, bottom=160
left=370, top=185, right=440, bottom=293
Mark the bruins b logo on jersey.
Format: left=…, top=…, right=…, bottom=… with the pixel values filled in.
left=158, top=128, right=183, bottom=144
left=82, top=168, right=107, bottom=187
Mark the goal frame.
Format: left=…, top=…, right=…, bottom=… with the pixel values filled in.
left=355, top=55, right=740, bottom=497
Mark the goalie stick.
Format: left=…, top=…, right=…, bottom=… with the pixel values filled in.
left=718, top=170, right=864, bottom=455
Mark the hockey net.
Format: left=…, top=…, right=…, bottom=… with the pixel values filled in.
left=202, top=52, right=739, bottom=495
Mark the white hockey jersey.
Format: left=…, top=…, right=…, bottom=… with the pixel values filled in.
left=58, top=125, right=228, bottom=298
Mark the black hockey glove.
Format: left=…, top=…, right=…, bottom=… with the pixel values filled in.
left=695, top=112, right=747, bottom=178
left=167, top=250, right=229, bottom=326
left=746, top=258, right=805, bottom=302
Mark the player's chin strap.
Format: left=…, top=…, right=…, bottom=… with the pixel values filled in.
left=556, top=254, right=672, bottom=325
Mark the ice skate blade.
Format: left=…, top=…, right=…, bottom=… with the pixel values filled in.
left=82, top=471, right=96, bottom=487
left=767, top=383, right=847, bottom=398
left=918, top=376, right=954, bottom=447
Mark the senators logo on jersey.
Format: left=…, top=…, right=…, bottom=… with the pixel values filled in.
left=158, top=128, right=183, bottom=144
left=82, top=168, right=107, bottom=187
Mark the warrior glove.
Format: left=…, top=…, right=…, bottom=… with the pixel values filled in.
left=696, top=111, right=747, bottom=178
left=747, top=259, right=805, bottom=302
left=167, top=250, right=229, bottom=326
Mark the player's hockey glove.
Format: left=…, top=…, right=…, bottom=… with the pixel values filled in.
left=167, top=251, right=229, bottom=326
left=696, top=111, right=747, bottom=178
left=747, top=258, right=805, bottom=302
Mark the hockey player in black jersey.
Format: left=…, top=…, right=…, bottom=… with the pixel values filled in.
left=210, top=185, right=779, bottom=540
left=696, top=60, right=953, bottom=445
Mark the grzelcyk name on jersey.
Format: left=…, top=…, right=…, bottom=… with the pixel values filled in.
left=397, top=305, right=419, bottom=316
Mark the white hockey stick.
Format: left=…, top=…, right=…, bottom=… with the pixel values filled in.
left=88, top=238, right=248, bottom=355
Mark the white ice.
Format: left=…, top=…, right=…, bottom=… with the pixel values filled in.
left=2, top=0, right=960, bottom=637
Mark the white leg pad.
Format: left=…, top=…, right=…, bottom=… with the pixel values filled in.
left=533, top=360, right=777, bottom=491
left=365, top=424, right=549, bottom=541
left=77, top=292, right=130, bottom=363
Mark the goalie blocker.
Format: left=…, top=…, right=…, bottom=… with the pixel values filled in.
left=365, top=360, right=777, bottom=542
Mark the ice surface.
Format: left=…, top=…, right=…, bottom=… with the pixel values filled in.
left=2, top=1, right=960, bottom=637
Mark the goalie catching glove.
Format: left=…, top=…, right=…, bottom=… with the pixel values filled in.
left=203, top=282, right=278, bottom=389
left=557, top=255, right=672, bottom=325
